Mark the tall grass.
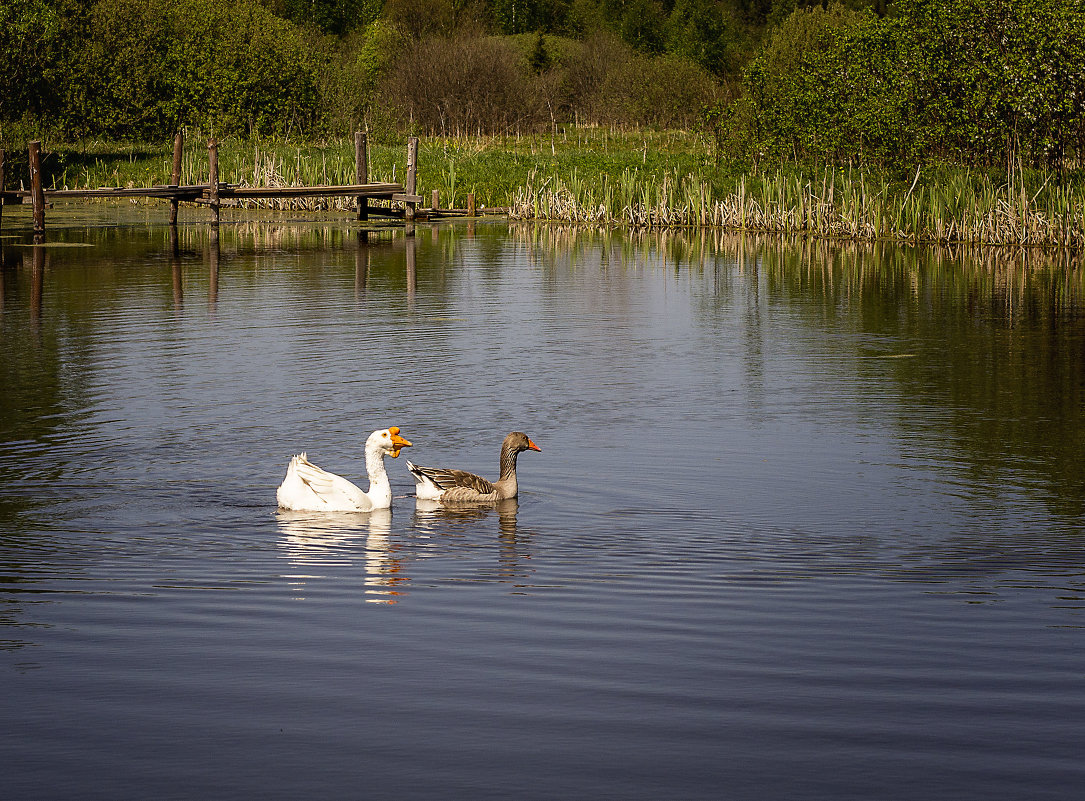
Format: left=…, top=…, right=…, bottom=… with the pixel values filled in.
left=510, top=165, right=1085, bottom=249
left=41, top=128, right=706, bottom=212
left=24, top=130, right=1085, bottom=249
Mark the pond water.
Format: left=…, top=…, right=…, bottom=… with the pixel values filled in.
left=2, top=204, right=1084, bottom=800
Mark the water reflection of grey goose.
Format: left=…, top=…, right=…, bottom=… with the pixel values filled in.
left=407, top=432, right=541, bottom=502
left=276, top=427, right=412, bottom=512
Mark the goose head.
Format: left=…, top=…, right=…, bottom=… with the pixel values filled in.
left=505, top=431, right=542, bottom=454
left=367, top=427, right=413, bottom=459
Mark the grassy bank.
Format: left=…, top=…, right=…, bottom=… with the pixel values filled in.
left=15, top=130, right=1085, bottom=249
left=27, top=128, right=702, bottom=211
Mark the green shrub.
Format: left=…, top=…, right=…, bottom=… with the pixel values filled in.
left=58, top=0, right=320, bottom=139
left=726, top=0, right=1085, bottom=168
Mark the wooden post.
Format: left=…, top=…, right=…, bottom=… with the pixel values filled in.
left=29, top=141, right=46, bottom=239
left=0, top=147, right=5, bottom=232
left=172, top=257, right=183, bottom=310
left=355, top=233, right=368, bottom=296
left=431, top=189, right=439, bottom=212
left=169, top=130, right=184, bottom=226
left=355, top=131, right=368, bottom=222
left=467, top=193, right=476, bottom=217
left=208, top=138, right=220, bottom=226
left=405, top=136, right=418, bottom=223
left=405, top=231, right=416, bottom=303
left=31, top=245, right=44, bottom=319
left=209, top=231, right=219, bottom=308
left=0, top=149, right=5, bottom=234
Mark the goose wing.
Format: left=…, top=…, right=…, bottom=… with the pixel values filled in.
left=407, top=461, right=496, bottom=496
left=277, top=453, right=373, bottom=512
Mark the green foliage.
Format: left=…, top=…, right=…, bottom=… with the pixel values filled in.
left=665, top=0, right=741, bottom=77
left=529, top=31, right=553, bottom=72
left=724, top=0, right=1085, bottom=169
left=316, top=19, right=405, bottom=134
left=491, top=0, right=557, bottom=34
left=723, top=4, right=869, bottom=163
left=0, top=0, right=79, bottom=135
left=619, top=0, right=666, bottom=52
left=260, top=0, right=377, bottom=35
left=898, top=0, right=1085, bottom=166
left=60, top=0, right=321, bottom=139
left=9, top=0, right=1081, bottom=181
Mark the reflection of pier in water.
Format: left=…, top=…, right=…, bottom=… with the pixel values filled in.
left=1, top=200, right=475, bottom=323
left=161, top=221, right=420, bottom=313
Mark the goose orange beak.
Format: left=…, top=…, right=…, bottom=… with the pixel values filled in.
left=389, top=427, right=412, bottom=457
left=527, top=438, right=541, bottom=452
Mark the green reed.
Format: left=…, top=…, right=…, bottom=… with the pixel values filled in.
left=511, top=164, right=1085, bottom=249
left=26, top=130, right=1085, bottom=249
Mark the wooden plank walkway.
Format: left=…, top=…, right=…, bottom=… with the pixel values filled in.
left=0, top=133, right=444, bottom=240
left=1, top=182, right=407, bottom=204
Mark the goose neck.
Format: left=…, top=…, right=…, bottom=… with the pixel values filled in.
left=365, top=448, right=392, bottom=506
left=498, top=446, right=519, bottom=481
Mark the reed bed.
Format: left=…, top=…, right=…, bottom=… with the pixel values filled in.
left=510, top=167, right=1085, bottom=249
left=33, top=131, right=1085, bottom=250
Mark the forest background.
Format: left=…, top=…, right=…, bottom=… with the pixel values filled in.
left=3, top=0, right=1084, bottom=174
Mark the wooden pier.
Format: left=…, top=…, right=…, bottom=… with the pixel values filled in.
left=0, top=133, right=487, bottom=241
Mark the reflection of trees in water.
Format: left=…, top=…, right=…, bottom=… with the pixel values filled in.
left=513, top=222, right=740, bottom=279
left=753, top=238, right=1085, bottom=525
left=0, top=508, right=61, bottom=654
left=0, top=248, right=96, bottom=485
left=515, top=222, right=1085, bottom=527
left=694, top=518, right=1085, bottom=607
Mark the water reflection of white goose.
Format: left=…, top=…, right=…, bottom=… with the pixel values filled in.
left=277, top=509, right=408, bottom=603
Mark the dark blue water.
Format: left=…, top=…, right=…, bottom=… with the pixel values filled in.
left=2, top=206, right=1084, bottom=799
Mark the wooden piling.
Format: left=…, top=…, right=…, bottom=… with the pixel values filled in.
left=405, top=137, right=418, bottom=222
left=467, top=193, right=476, bottom=217
left=355, top=233, right=369, bottom=295
left=209, top=240, right=219, bottom=309
left=169, top=130, right=184, bottom=226
left=0, top=149, right=5, bottom=233
left=355, top=131, right=368, bottom=222
left=172, top=258, right=183, bottom=310
left=208, top=138, right=220, bottom=226
left=31, top=246, right=44, bottom=319
left=432, top=189, right=439, bottom=211
left=29, top=141, right=46, bottom=239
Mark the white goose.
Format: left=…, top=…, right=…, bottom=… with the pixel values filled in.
left=407, top=431, right=541, bottom=502
left=276, top=427, right=412, bottom=512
